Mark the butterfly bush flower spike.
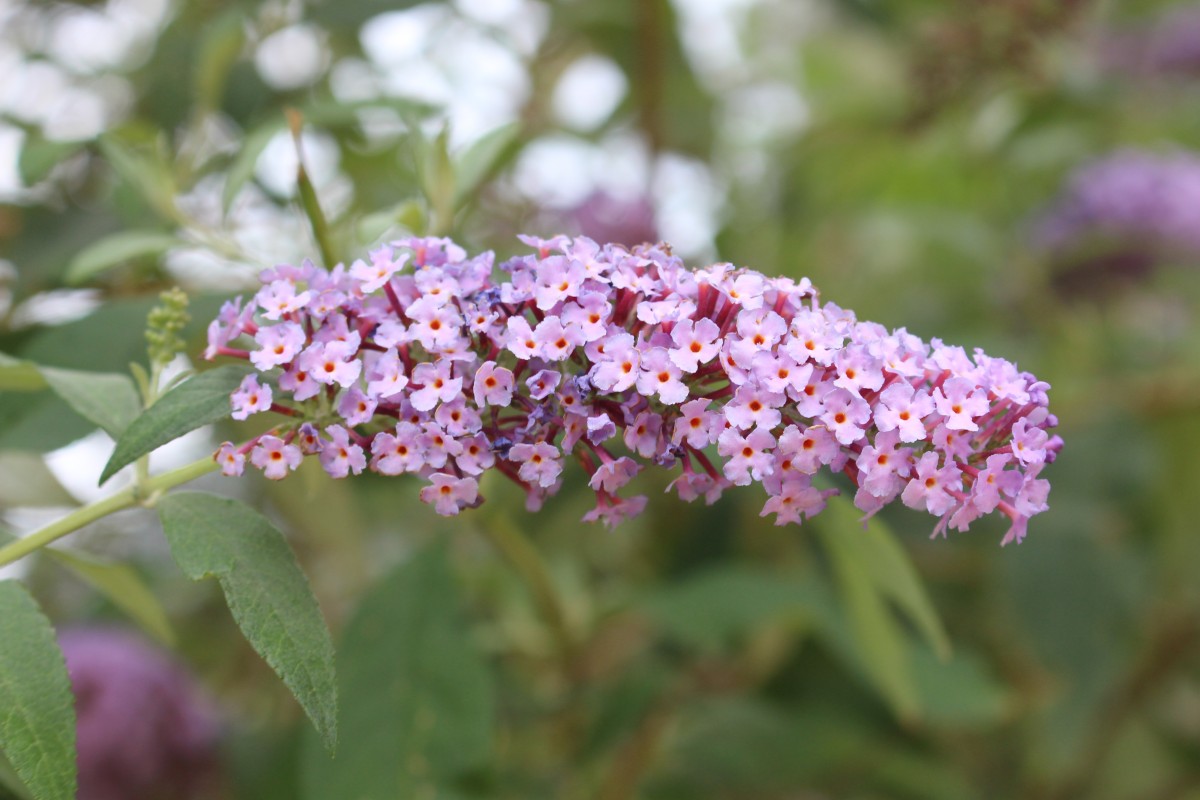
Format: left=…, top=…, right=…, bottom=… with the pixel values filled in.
left=206, top=235, right=1060, bottom=545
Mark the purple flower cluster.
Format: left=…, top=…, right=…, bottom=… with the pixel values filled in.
left=59, top=627, right=222, bottom=800
left=1037, top=150, right=1200, bottom=257
left=206, top=235, right=1060, bottom=544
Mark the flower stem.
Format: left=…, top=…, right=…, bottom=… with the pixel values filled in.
left=0, top=456, right=219, bottom=568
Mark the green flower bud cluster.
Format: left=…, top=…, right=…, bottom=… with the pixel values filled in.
left=146, top=287, right=190, bottom=368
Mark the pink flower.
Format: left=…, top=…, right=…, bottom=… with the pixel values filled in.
left=409, top=360, right=462, bottom=412
left=420, top=473, right=479, bottom=516
left=668, top=318, right=721, bottom=373
left=216, top=442, right=245, bottom=476
left=298, top=340, right=362, bottom=388
left=251, top=322, right=306, bottom=370
left=510, top=442, right=563, bottom=488
left=231, top=375, right=272, bottom=421
left=636, top=347, right=688, bottom=405
left=208, top=234, right=1058, bottom=542
left=319, top=425, right=366, bottom=478
left=473, top=361, right=515, bottom=407
left=761, top=478, right=829, bottom=525
left=250, top=436, right=302, bottom=480
left=901, top=452, right=963, bottom=516
left=349, top=247, right=409, bottom=293
left=370, top=423, right=425, bottom=475
left=718, top=427, right=776, bottom=486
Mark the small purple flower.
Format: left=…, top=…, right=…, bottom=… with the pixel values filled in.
left=298, top=339, right=362, bottom=389
left=420, top=473, right=479, bottom=515
left=216, top=441, right=245, bottom=476
left=230, top=374, right=272, bottom=421
left=668, top=318, right=721, bottom=373
left=251, top=322, right=306, bottom=370
left=338, top=386, right=377, bottom=427
left=410, top=360, right=463, bottom=412
left=718, top=427, right=776, bottom=486
left=760, top=477, right=829, bottom=526
left=510, top=441, right=563, bottom=488
left=319, top=425, right=367, bottom=478
left=250, top=435, right=302, bottom=480
left=473, top=361, right=515, bottom=407
left=636, top=347, right=688, bottom=405
left=901, top=452, right=963, bottom=517
left=367, top=349, right=409, bottom=400
left=370, top=423, right=425, bottom=475
left=526, top=369, right=562, bottom=401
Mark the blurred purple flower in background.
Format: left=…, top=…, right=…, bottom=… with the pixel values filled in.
left=569, top=191, right=659, bottom=248
left=59, top=627, right=224, bottom=800
left=1103, top=4, right=1200, bottom=75
left=1036, top=149, right=1200, bottom=295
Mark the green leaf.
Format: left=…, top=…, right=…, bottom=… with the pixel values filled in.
left=194, top=9, right=246, bottom=111
left=100, top=364, right=250, bottom=484
left=17, top=137, right=86, bottom=186
left=157, top=492, right=337, bottom=750
left=0, top=453, right=77, bottom=508
left=0, top=580, right=77, bottom=800
left=0, top=353, right=141, bottom=438
left=302, top=545, right=493, bottom=799
left=223, top=121, right=282, bottom=214
left=822, top=495, right=951, bottom=660
left=912, top=646, right=1011, bottom=727
left=40, top=367, right=141, bottom=439
left=97, top=135, right=177, bottom=220
left=421, top=127, right=455, bottom=235
left=51, top=550, right=175, bottom=646
left=453, top=122, right=520, bottom=209
left=0, top=353, right=47, bottom=392
left=64, top=230, right=180, bottom=285
left=815, top=518, right=919, bottom=721
left=0, top=530, right=174, bottom=645
left=640, top=565, right=837, bottom=650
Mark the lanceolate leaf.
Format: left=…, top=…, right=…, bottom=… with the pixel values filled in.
left=0, top=354, right=47, bottom=392
left=40, top=368, right=141, bottom=439
left=0, top=530, right=173, bottom=646
left=157, top=492, right=337, bottom=750
left=223, top=122, right=282, bottom=214
left=822, top=495, right=951, bottom=660
left=64, top=230, right=180, bottom=286
left=453, top=122, right=520, bottom=209
left=302, top=545, right=493, bottom=800
left=0, top=354, right=141, bottom=438
left=100, top=365, right=250, bottom=484
left=0, top=581, right=77, bottom=800
left=816, top=520, right=920, bottom=722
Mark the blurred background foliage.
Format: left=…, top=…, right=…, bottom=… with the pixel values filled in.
left=2, top=0, right=1200, bottom=798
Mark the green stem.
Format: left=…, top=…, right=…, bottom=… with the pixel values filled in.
left=477, top=514, right=574, bottom=660
left=0, top=456, right=219, bottom=568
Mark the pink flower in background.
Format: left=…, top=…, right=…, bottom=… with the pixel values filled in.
left=59, top=627, right=222, bottom=800
left=206, top=234, right=1060, bottom=544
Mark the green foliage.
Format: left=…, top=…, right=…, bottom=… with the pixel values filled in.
left=0, top=529, right=173, bottom=645
left=100, top=364, right=251, bottom=483
left=157, top=492, right=338, bottom=750
left=302, top=545, right=493, bottom=799
left=2, top=0, right=1199, bottom=796
left=0, top=581, right=76, bottom=800
left=40, top=368, right=142, bottom=440
left=64, top=231, right=180, bottom=286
